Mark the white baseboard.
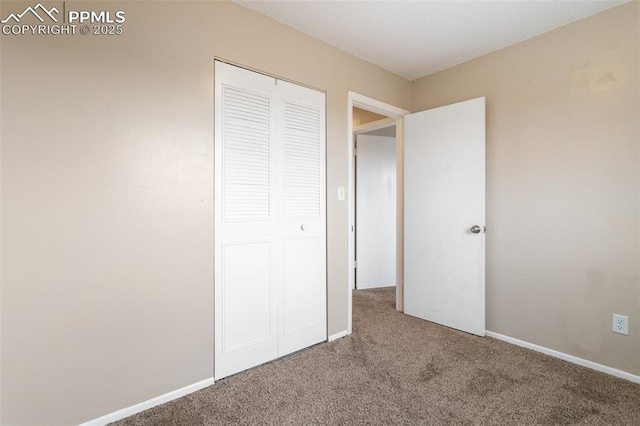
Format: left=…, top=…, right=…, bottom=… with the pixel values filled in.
left=79, top=377, right=215, bottom=426
left=486, top=331, right=640, bottom=384
left=76, top=332, right=639, bottom=425
left=328, top=330, right=350, bottom=342
left=78, top=330, right=349, bottom=424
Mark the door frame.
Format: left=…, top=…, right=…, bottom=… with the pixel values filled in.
left=347, top=92, right=409, bottom=334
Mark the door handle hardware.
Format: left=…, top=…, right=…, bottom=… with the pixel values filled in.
left=300, top=224, right=306, bottom=231
left=470, top=225, right=481, bottom=234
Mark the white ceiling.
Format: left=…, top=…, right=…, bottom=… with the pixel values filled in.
left=234, top=0, right=627, bottom=80
left=363, top=125, right=396, bottom=138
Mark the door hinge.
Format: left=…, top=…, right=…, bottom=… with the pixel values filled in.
left=354, top=148, right=357, bottom=156
left=354, top=260, right=357, bottom=268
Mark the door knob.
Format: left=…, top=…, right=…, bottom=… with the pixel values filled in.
left=300, top=224, right=306, bottom=231
left=470, top=225, right=481, bottom=234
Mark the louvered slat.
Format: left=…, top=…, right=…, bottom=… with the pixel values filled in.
left=223, top=86, right=271, bottom=221
left=283, top=102, right=321, bottom=218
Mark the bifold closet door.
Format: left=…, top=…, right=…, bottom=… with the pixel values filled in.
left=214, top=61, right=326, bottom=379
left=214, top=63, right=279, bottom=379
left=277, top=79, right=326, bottom=357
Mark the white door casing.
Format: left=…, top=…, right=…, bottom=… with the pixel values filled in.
left=355, top=134, right=396, bottom=289
left=214, top=61, right=326, bottom=379
left=404, top=97, right=486, bottom=336
left=347, top=94, right=410, bottom=331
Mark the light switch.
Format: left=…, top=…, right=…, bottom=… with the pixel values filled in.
left=338, top=186, right=345, bottom=201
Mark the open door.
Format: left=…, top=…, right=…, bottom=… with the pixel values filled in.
left=404, top=97, right=486, bottom=336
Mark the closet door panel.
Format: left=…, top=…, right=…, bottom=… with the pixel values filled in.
left=282, top=102, right=322, bottom=219
left=282, top=236, right=322, bottom=332
left=215, top=62, right=279, bottom=379
left=221, top=241, right=273, bottom=351
left=278, top=83, right=327, bottom=357
left=222, top=86, right=272, bottom=221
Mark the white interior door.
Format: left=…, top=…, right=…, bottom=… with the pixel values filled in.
left=404, top=97, right=486, bottom=336
left=277, top=79, right=326, bottom=357
left=215, top=63, right=279, bottom=379
left=215, top=61, right=326, bottom=379
left=355, top=134, right=396, bottom=289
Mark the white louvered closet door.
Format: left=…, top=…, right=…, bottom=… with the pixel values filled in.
left=214, top=62, right=326, bottom=379
left=277, top=80, right=326, bottom=357
left=214, top=62, right=279, bottom=379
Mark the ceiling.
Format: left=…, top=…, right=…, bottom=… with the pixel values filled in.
left=363, top=125, right=396, bottom=138
left=235, top=0, right=627, bottom=80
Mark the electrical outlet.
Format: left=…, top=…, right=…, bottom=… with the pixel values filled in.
left=612, top=314, right=628, bottom=335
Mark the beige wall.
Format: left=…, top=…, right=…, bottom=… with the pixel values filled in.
left=353, top=107, right=387, bottom=126
left=0, top=1, right=412, bottom=424
left=413, top=2, right=639, bottom=376
left=2, top=0, right=639, bottom=424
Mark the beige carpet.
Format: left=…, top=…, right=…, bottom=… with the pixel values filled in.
left=114, top=287, right=640, bottom=425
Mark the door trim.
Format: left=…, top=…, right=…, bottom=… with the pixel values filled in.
left=347, top=92, right=409, bottom=334
left=354, top=117, right=396, bottom=134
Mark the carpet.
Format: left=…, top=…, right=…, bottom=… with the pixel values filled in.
left=114, top=287, right=640, bottom=425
